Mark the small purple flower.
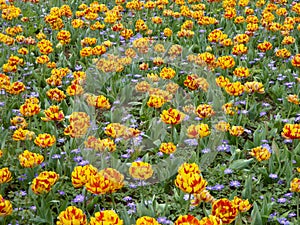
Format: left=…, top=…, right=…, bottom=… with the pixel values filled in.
left=127, top=209, right=136, bottom=214
left=73, top=156, right=83, bottom=162
left=58, top=190, right=65, bottom=195
left=284, top=139, right=293, bottom=144
left=157, top=152, right=164, bottom=157
left=278, top=179, right=285, bottom=185
left=127, top=202, right=136, bottom=209
left=73, top=194, right=85, bottom=203
left=18, top=174, right=27, bottom=181
left=277, top=217, right=290, bottom=225
left=157, top=217, right=172, bottom=224
left=262, top=143, right=272, bottom=153
left=129, top=183, right=137, bottom=189
left=244, top=129, right=252, bottom=134
left=78, top=160, right=89, bottom=166
left=75, top=64, right=83, bottom=71
left=269, top=212, right=277, bottom=221
left=184, top=139, right=198, bottom=146
left=288, top=212, right=296, bottom=218
left=284, top=192, right=293, bottom=198
left=260, top=111, right=267, bottom=117
left=52, top=154, right=61, bottom=159
left=277, top=198, right=287, bottom=203
left=214, top=184, right=225, bottom=191
left=229, top=180, right=241, bottom=188
left=217, top=143, right=231, bottom=152
left=201, top=148, right=210, bottom=154
left=206, top=186, right=213, bottom=191
left=57, top=138, right=65, bottom=143
left=19, top=190, right=27, bottom=196
left=123, top=196, right=132, bottom=202
left=282, top=119, right=289, bottom=123
left=269, top=174, right=278, bottom=179
left=121, top=153, right=131, bottom=159
left=224, top=168, right=233, bottom=174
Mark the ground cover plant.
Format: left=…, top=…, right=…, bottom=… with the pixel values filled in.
left=0, top=0, right=300, bottom=224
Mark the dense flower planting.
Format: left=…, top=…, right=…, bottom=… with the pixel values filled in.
left=1, top=0, right=300, bottom=224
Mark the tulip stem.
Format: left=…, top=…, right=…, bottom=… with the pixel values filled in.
left=297, top=192, right=299, bottom=222
left=110, top=193, right=117, bottom=210
left=171, top=125, right=175, bottom=143
left=184, top=193, right=191, bottom=215
left=234, top=213, right=242, bottom=225
left=82, top=188, right=87, bottom=212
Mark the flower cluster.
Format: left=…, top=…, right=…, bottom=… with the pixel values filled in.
left=18, top=150, right=44, bottom=168
left=175, top=163, right=207, bottom=194
left=129, top=161, right=154, bottom=180
left=31, top=171, right=59, bottom=194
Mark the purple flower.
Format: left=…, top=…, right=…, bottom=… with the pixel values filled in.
left=57, top=138, right=65, bottom=143
left=262, top=143, right=272, bottom=152
left=206, top=186, right=213, bottom=191
left=201, top=148, right=210, bottom=154
left=127, top=202, right=136, bottom=209
left=73, top=194, right=85, bottom=203
left=277, top=198, right=287, bottom=203
left=269, top=212, right=277, bottom=221
left=269, top=174, right=278, bottom=179
left=284, top=192, right=293, bottom=198
left=52, top=154, right=61, bottom=159
left=214, top=184, right=225, bottom=191
left=157, top=152, right=164, bottom=157
left=224, top=168, right=233, bottom=174
left=127, top=209, right=136, bottom=214
left=229, top=180, right=241, bottom=188
left=244, top=129, right=252, bottom=134
left=129, top=183, right=137, bottom=189
left=277, top=217, right=290, bottom=225
left=157, top=217, right=172, bottom=224
left=288, top=212, right=296, bottom=218
left=278, top=179, right=285, bottom=185
left=260, top=111, right=267, bottom=117
left=78, top=160, right=89, bottom=166
left=19, top=190, right=27, bottom=196
left=18, top=174, right=27, bottom=181
left=284, top=139, right=293, bottom=144
left=121, top=153, right=131, bottom=159
left=58, top=190, right=65, bottom=195
left=123, top=196, right=132, bottom=202
left=184, top=139, right=198, bottom=146
left=75, top=64, right=83, bottom=71
left=240, top=110, right=248, bottom=115
left=217, top=143, right=231, bottom=152
left=73, top=156, right=83, bottom=162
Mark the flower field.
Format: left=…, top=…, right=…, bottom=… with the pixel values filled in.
left=1, top=0, right=300, bottom=224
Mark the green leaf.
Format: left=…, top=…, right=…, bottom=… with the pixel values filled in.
left=242, top=175, right=252, bottom=200
left=153, top=139, right=161, bottom=147
left=229, top=158, right=254, bottom=170
left=251, top=202, right=262, bottom=225
left=272, top=140, right=280, bottom=160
